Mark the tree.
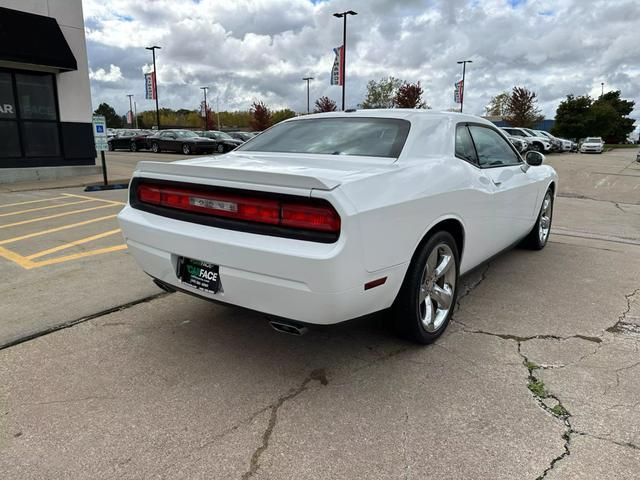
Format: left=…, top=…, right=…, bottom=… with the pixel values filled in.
left=271, top=109, right=296, bottom=125
left=552, top=95, right=592, bottom=140
left=484, top=91, right=511, bottom=117
left=93, top=103, right=122, bottom=128
left=504, top=87, right=543, bottom=128
left=592, top=91, right=635, bottom=143
left=250, top=101, right=272, bottom=131
left=314, top=96, right=337, bottom=113
left=360, top=76, right=403, bottom=109
left=393, top=81, right=427, bottom=108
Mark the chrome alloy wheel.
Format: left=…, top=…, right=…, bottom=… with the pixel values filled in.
left=417, top=243, right=456, bottom=332
left=539, top=192, right=552, bottom=244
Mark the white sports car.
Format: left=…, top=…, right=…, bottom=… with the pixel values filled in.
left=118, top=110, right=558, bottom=343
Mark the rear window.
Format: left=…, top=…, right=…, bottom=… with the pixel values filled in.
left=237, top=117, right=410, bottom=158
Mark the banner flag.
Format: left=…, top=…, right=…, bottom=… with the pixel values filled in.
left=454, top=80, right=464, bottom=104
left=331, top=46, right=344, bottom=86
left=145, top=72, right=157, bottom=100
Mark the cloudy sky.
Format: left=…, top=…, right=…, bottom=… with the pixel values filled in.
left=83, top=0, right=639, bottom=127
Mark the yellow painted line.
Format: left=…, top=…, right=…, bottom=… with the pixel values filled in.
left=0, top=199, right=96, bottom=218
left=0, top=203, right=119, bottom=229
left=29, top=244, right=128, bottom=268
left=0, top=214, right=118, bottom=245
left=62, top=193, right=126, bottom=206
left=26, top=229, right=122, bottom=260
left=0, top=195, right=69, bottom=209
left=0, top=245, right=36, bottom=269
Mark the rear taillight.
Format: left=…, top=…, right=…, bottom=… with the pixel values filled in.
left=136, top=183, right=340, bottom=234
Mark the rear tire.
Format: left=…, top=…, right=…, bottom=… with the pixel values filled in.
left=523, top=188, right=553, bottom=250
left=182, top=143, right=191, bottom=155
left=391, top=231, right=459, bottom=344
left=151, top=142, right=160, bottom=153
left=130, top=142, right=137, bottom=152
left=217, top=144, right=225, bottom=153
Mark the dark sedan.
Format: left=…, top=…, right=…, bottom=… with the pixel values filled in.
left=108, top=130, right=153, bottom=152
left=228, top=131, right=257, bottom=142
left=147, top=130, right=217, bottom=155
left=197, top=131, right=244, bottom=153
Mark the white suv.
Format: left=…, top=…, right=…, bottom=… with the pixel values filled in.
left=500, top=127, right=553, bottom=153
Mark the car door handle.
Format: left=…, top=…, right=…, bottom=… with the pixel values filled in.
left=492, top=180, right=502, bottom=187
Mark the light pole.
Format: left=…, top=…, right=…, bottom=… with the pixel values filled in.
left=200, top=86, right=209, bottom=130
left=601, top=82, right=604, bottom=97
left=457, top=60, right=472, bottom=113
left=302, top=77, right=314, bottom=113
left=333, top=10, right=357, bottom=111
left=126, top=94, right=134, bottom=127
left=145, top=45, right=161, bottom=129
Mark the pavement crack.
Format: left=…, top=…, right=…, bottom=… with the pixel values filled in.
left=451, top=262, right=491, bottom=327
left=241, top=369, right=328, bottom=480
left=573, top=430, right=640, bottom=451
left=606, top=288, right=640, bottom=334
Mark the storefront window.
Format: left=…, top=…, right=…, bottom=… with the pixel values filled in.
left=16, top=73, right=57, bottom=120
left=22, top=122, right=61, bottom=157
left=0, top=73, right=16, bottom=119
left=0, top=121, right=21, bottom=158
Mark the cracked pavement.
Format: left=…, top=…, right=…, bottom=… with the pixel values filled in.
left=1, top=148, right=639, bottom=478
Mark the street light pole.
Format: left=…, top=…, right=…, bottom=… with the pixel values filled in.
left=601, top=82, right=604, bottom=97
left=146, top=46, right=161, bottom=129
left=126, top=94, right=134, bottom=127
left=302, top=77, right=314, bottom=113
left=333, top=10, right=357, bottom=111
left=457, top=60, right=472, bottom=113
left=200, top=86, right=209, bottom=130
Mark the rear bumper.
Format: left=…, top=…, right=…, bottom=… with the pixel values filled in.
left=117, top=205, right=406, bottom=325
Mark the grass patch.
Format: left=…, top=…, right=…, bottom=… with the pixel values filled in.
left=551, top=404, right=569, bottom=417
left=605, top=144, right=639, bottom=149
left=528, top=378, right=547, bottom=397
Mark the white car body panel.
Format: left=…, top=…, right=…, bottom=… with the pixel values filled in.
left=118, top=110, right=558, bottom=325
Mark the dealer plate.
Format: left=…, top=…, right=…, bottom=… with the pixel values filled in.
left=177, top=257, right=220, bottom=294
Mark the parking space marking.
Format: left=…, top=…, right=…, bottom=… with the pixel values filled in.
left=0, top=199, right=96, bottom=218
left=0, top=203, right=119, bottom=229
left=26, top=245, right=128, bottom=269
left=0, top=195, right=69, bottom=209
left=62, top=192, right=126, bottom=206
left=0, top=214, right=118, bottom=245
left=26, top=229, right=122, bottom=260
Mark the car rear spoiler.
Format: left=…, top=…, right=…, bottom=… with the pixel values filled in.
left=133, top=161, right=340, bottom=191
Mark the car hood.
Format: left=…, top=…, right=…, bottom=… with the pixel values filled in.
left=134, top=151, right=399, bottom=191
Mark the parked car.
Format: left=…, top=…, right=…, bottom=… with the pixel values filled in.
left=228, top=131, right=257, bottom=142
left=580, top=137, right=605, bottom=154
left=147, top=130, right=217, bottom=154
left=500, top=127, right=553, bottom=153
left=118, top=110, right=557, bottom=344
left=197, top=131, right=244, bottom=153
left=506, top=134, right=529, bottom=154
left=532, top=130, right=574, bottom=153
left=524, top=129, right=562, bottom=152
left=108, top=130, right=153, bottom=151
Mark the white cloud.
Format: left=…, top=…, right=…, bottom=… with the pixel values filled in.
left=88, top=64, right=124, bottom=82
left=82, top=0, right=640, bottom=124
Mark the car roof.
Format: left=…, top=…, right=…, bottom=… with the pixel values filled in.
left=294, top=109, right=493, bottom=126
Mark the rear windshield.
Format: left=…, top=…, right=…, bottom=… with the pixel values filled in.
left=237, top=117, right=410, bottom=158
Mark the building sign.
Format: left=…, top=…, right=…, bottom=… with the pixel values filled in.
left=92, top=115, right=108, bottom=152
left=330, top=45, right=344, bottom=86
left=144, top=72, right=157, bottom=100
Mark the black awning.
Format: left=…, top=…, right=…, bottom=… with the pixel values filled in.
left=0, top=7, right=77, bottom=71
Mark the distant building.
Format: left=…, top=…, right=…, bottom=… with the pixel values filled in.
left=483, top=116, right=556, bottom=132
left=0, top=0, right=98, bottom=183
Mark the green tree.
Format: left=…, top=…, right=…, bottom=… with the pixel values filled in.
left=250, top=101, right=272, bottom=131
left=393, top=81, right=428, bottom=108
left=484, top=91, right=511, bottom=117
left=592, top=91, right=635, bottom=143
left=93, top=103, right=122, bottom=128
left=360, top=76, right=403, bottom=109
left=271, top=108, right=296, bottom=124
left=551, top=95, right=592, bottom=140
left=504, top=87, right=544, bottom=128
left=314, top=96, right=337, bottom=113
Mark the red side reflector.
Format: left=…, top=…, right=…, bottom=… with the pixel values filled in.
left=364, top=277, right=387, bottom=290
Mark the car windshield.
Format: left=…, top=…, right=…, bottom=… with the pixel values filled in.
left=212, top=131, right=233, bottom=140
left=237, top=117, right=410, bottom=158
left=175, top=131, right=198, bottom=138
left=585, top=137, right=601, bottom=143
left=535, top=131, right=551, bottom=138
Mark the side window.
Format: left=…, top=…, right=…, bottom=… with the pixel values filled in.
left=455, top=125, right=478, bottom=164
left=468, top=126, right=521, bottom=168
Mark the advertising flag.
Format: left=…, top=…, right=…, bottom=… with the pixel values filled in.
left=145, top=72, right=157, bottom=100
left=454, top=80, right=464, bottom=104
left=331, top=46, right=344, bottom=86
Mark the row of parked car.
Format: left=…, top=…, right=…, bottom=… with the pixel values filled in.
left=106, top=129, right=257, bottom=154
left=500, top=127, right=578, bottom=154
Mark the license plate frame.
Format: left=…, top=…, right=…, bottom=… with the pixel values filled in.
left=176, top=257, right=220, bottom=294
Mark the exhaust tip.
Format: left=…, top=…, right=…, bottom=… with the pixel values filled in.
left=269, top=320, right=308, bottom=336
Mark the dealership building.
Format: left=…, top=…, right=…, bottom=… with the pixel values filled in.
left=0, top=0, right=98, bottom=183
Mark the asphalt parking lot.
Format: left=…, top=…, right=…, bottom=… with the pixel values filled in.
left=1, top=148, right=639, bottom=479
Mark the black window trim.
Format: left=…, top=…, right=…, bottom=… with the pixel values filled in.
left=455, top=122, right=523, bottom=170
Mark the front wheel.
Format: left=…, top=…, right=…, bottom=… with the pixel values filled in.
left=531, top=143, right=542, bottom=152
left=182, top=143, right=192, bottom=155
left=392, top=231, right=459, bottom=344
left=130, top=142, right=137, bottom=152
left=217, top=144, right=225, bottom=153
left=523, top=189, right=553, bottom=250
left=151, top=142, right=160, bottom=153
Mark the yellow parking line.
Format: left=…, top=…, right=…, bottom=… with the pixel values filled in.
left=0, top=195, right=69, bottom=209
left=62, top=193, right=126, bottom=206
left=0, top=199, right=96, bottom=218
left=26, top=229, right=122, bottom=260
left=29, top=244, right=128, bottom=268
left=0, top=245, right=36, bottom=268
left=0, top=214, right=118, bottom=245
left=0, top=203, right=119, bottom=229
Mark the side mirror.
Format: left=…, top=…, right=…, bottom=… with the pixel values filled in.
left=525, top=151, right=545, bottom=166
